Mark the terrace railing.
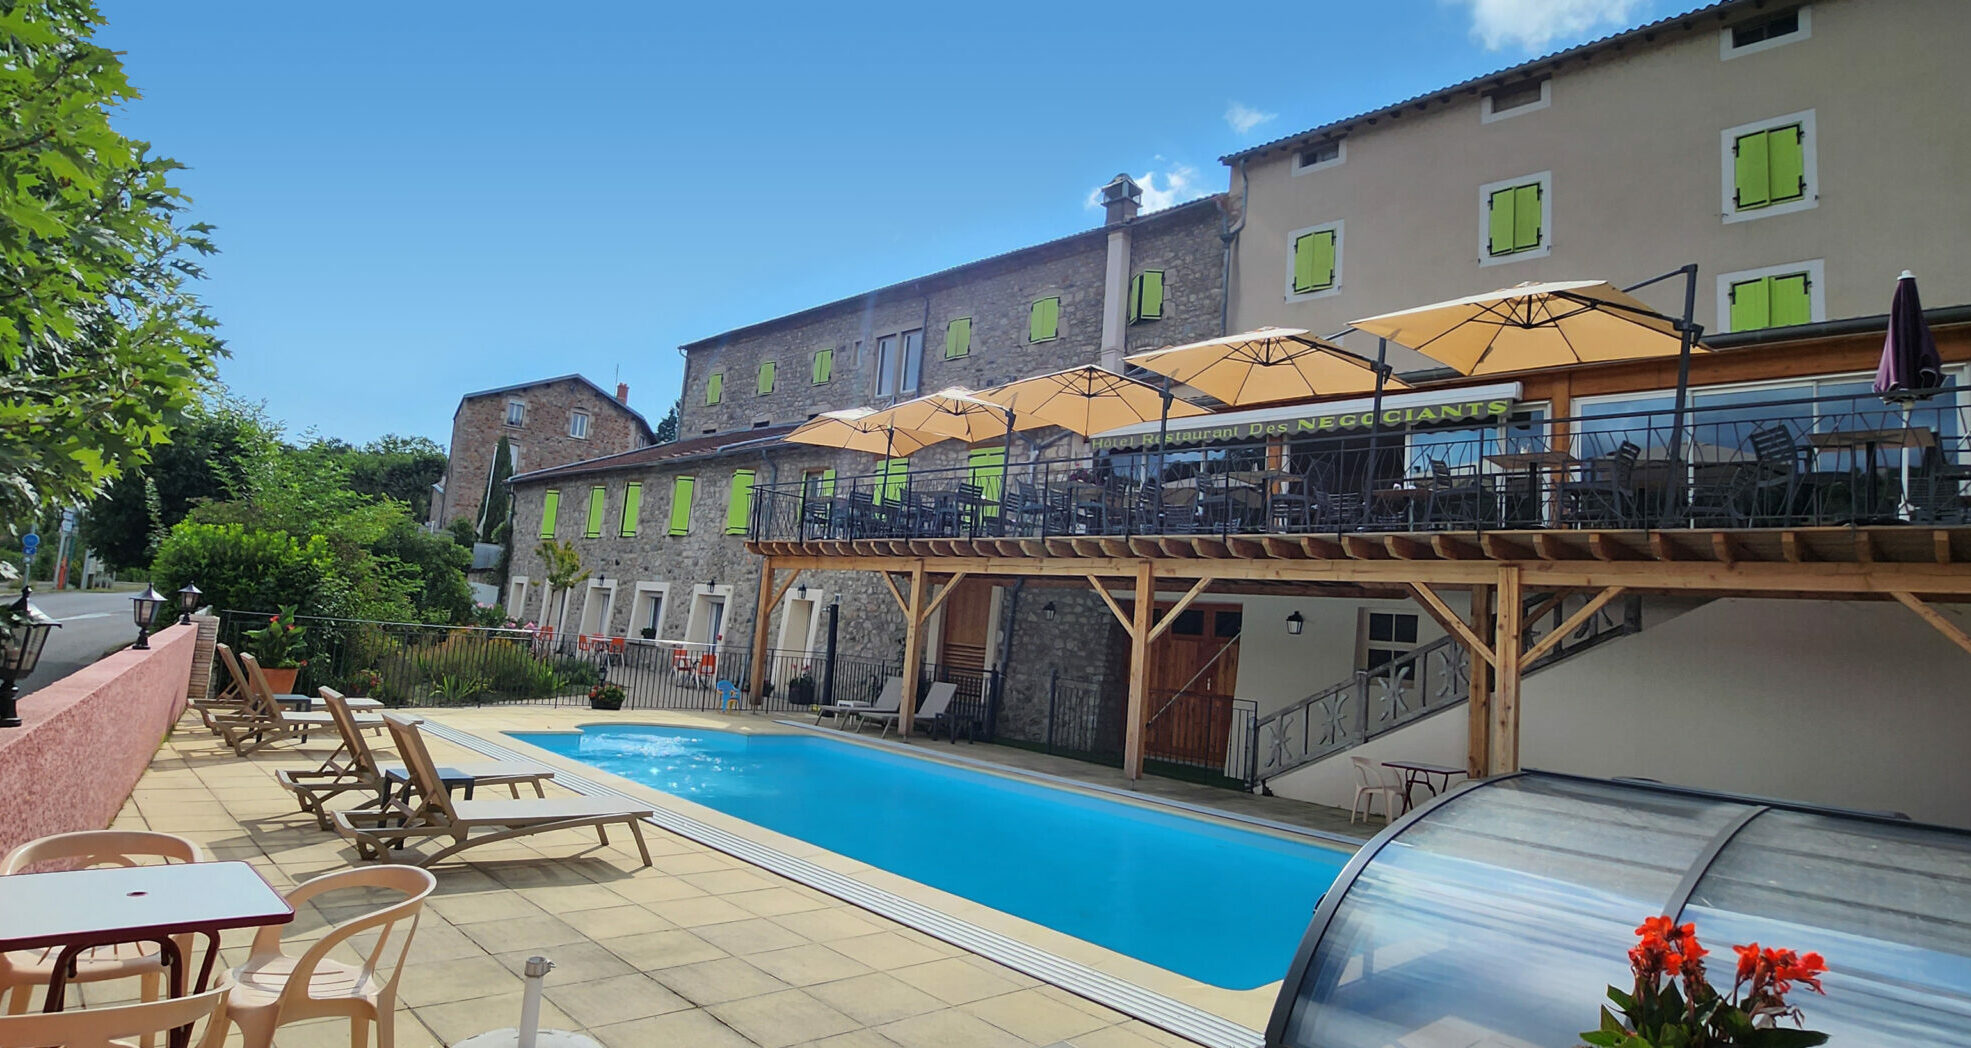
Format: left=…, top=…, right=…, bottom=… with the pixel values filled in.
left=753, top=389, right=1971, bottom=544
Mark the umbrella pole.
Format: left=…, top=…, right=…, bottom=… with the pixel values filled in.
left=1660, top=265, right=1700, bottom=526
left=999, top=409, right=1015, bottom=535
left=1900, top=400, right=1914, bottom=519
left=1156, top=378, right=1173, bottom=532
left=1362, top=338, right=1390, bottom=526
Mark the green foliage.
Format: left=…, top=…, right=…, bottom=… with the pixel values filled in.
left=150, top=523, right=332, bottom=617
left=308, top=434, right=448, bottom=521
left=552, top=656, right=600, bottom=689
left=534, top=538, right=588, bottom=631
left=0, top=0, right=226, bottom=517
left=372, top=519, right=472, bottom=624
left=445, top=517, right=477, bottom=548
left=479, top=435, right=513, bottom=541
left=587, top=682, right=625, bottom=710
left=242, top=605, right=308, bottom=668
left=88, top=393, right=269, bottom=570
left=426, top=673, right=491, bottom=706
left=653, top=399, right=680, bottom=445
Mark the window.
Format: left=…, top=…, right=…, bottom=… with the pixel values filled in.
left=568, top=411, right=590, bottom=439
left=1028, top=298, right=1060, bottom=343
left=1128, top=271, right=1164, bottom=323
left=875, top=458, right=909, bottom=505
left=1291, top=138, right=1344, bottom=175
left=1480, top=172, right=1551, bottom=263
left=725, top=470, right=755, bottom=534
left=632, top=584, right=664, bottom=639
left=899, top=329, right=923, bottom=394
left=668, top=477, right=694, bottom=535
left=944, top=317, right=971, bottom=359
left=757, top=360, right=776, bottom=395
left=1287, top=223, right=1341, bottom=298
left=539, top=489, right=559, bottom=538
left=705, top=371, right=724, bottom=405
left=584, top=485, right=605, bottom=538
left=1481, top=78, right=1550, bottom=122
left=874, top=335, right=898, bottom=397
left=802, top=468, right=836, bottom=499
left=1361, top=611, right=1420, bottom=673
left=1724, top=113, right=1814, bottom=222
left=507, top=577, right=528, bottom=614
left=1719, top=261, right=1823, bottom=333
left=505, top=400, right=525, bottom=426
left=1723, top=5, right=1808, bottom=57
left=619, top=481, right=641, bottom=537
left=811, top=347, right=833, bottom=384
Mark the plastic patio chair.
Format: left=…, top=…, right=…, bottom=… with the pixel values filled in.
left=0, top=831, right=204, bottom=1032
left=223, top=865, right=436, bottom=1048
left=0, top=981, right=231, bottom=1048
left=1349, top=757, right=1403, bottom=825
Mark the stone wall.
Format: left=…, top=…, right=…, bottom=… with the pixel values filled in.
left=437, top=378, right=650, bottom=533
left=992, top=586, right=1129, bottom=748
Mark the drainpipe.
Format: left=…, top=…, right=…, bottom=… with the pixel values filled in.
left=1219, top=159, right=1249, bottom=337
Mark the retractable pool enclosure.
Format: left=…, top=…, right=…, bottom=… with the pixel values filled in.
left=1267, top=772, right=1971, bottom=1048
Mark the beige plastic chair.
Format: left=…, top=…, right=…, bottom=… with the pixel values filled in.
left=277, top=689, right=553, bottom=829
left=217, top=653, right=385, bottom=758
left=224, top=865, right=435, bottom=1048
left=0, top=981, right=231, bottom=1048
left=1349, top=756, right=1404, bottom=825
left=0, top=831, right=204, bottom=1027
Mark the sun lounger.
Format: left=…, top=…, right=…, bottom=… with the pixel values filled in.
left=332, top=712, right=654, bottom=868
left=212, top=652, right=386, bottom=758
left=814, top=676, right=902, bottom=729
left=277, top=689, right=554, bottom=829
left=199, top=643, right=380, bottom=734
left=857, top=681, right=956, bottom=740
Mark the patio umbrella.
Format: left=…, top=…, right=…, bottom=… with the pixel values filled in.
left=1873, top=271, right=1945, bottom=516
left=865, top=388, right=1053, bottom=501
left=972, top=366, right=1213, bottom=436
left=784, top=408, right=944, bottom=458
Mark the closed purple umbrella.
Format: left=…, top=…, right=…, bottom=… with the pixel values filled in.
left=1874, top=271, right=1944, bottom=517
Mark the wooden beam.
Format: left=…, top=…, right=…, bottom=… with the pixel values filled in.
left=1590, top=534, right=1640, bottom=561
left=1522, top=586, right=1626, bottom=664
left=1650, top=533, right=1683, bottom=562
left=1891, top=591, right=1971, bottom=658
left=746, top=558, right=776, bottom=704
left=1481, top=534, right=1534, bottom=560
left=1122, top=561, right=1155, bottom=781
left=878, top=572, right=909, bottom=615
left=765, top=569, right=805, bottom=613
left=899, top=561, right=927, bottom=737
left=1490, top=567, right=1524, bottom=775
left=1938, top=531, right=1955, bottom=566
left=1519, top=591, right=1567, bottom=632
left=1261, top=536, right=1305, bottom=559
left=1711, top=532, right=1737, bottom=566
left=1533, top=533, right=1568, bottom=561
left=1855, top=532, right=1876, bottom=565
left=1300, top=535, right=1345, bottom=559
left=1407, top=583, right=1496, bottom=666
left=1781, top=531, right=1807, bottom=563
left=1432, top=535, right=1483, bottom=560
left=1148, top=577, right=1214, bottom=642
left=1085, top=575, right=1132, bottom=631
left=1386, top=535, right=1433, bottom=560
left=914, top=571, right=970, bottom=625
left=1341, top=535, right=1388, bottom=560
left=1467, top=584, right=1493, bottom=779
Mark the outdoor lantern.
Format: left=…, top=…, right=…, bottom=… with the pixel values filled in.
left=796, top=583, right=808, bottom=601
left=176, top=582, right=202, bottom=625
left=129, top=584, right=168, bottom=650
left=1, top=588, right=61, bottom=728
left=1042, top=601, right=1058, bottom=622
left=1286, top=610, right=1305, bottom=636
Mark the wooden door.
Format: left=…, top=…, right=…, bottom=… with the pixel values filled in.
left=1143, top=604, right=1243, bottom=767
left=939, top=579, right=993, bottom=672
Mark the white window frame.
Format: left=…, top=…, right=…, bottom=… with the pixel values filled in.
left=684, top=583, right=734, bottom=647
left=1290, top=138, right=1345, bottom=176
left=567, top=410, right=590, bottom=439
left=1720, top=109, right=1818, bottom=225
left=577, top=578, right=617, bottom=636
left=774, top=589, right=826, bottom=656
left=1480, top=78, right=1551, bottom=124
left=629, top=581, right=670, bottom=641
left=1284, top=220, right=1344, bottom=302
left=1714, top=259, right=1826, bottom=334
left=1721, top=4, right=1810, bottom=59
left=505, top=399, right=526, bottom=427
left=1477, top=171, right=1553, bottom=267
left=507, top=576, right=529, bottom=618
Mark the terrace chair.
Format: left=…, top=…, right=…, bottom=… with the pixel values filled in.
left=1749, top=424, right=1808, bottom=524
left=0, top=831, right=203, bottom=1029
left=1685, top=463, right=1758, bottom=527
left=214, top=653, right=387, bottom=759
left=276, top=690, right=553, bottom=830
left=1425, top=459, right=1487, bottom=528
left=1009, top=481, right=1049, bottom=536
left=1560, top=441, right=1641, bottom=527
left=856, top=681, right=957, bottom=740
left=1349, top=757, right=1403, bottom=825
left=223, top=865, right=436, bottom=1048
left=0, top=982, right=232, bottom=1048
left=1268, top=473, right=1314, bottom=532
left=814, top=675, right=902, bottom=729
left=331, top=713, right=654, bottom=868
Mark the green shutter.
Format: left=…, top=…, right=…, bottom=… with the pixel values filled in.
left=706, top=372, right=724, bottom=405
left=1769, top=273, right=1811, bottom=327
left=819, top=468, right=836, bottom=496
left=725, top=470, right=755, bottom=534
left=944, top=317, right=971, bottom=359
left=1729, top=277, right=1772, bottom=332
left=1768, top=124, right=1805, bottom=203
left=1487, top=188, right=1517, bottom=255
left=619, top=482, right=641, bottom=537
left=967, top=447, right=1006, bottom=507
left=1734, top=130, right=1770, bottom=209
left=585, top=486, right=605, bottom=538
left=1029, top=298, right=1058, bottom=342
left=758, top=361, right=775, bottom=395
left=812, top=348, right=832, bottom=384
left=876, top=458, right=909, bottom=505
left=668, top=477, right=694, bottom=536
left=1130, top=270, right=1164, bottom=321
left=1295, top=232, right=1335, bottom=293
left=1513, top=183, right=1542, bottom=250
left=539, top=489, right=559, bottom=538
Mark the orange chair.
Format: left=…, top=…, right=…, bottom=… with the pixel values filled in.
left=608, top=637, right=626, bottom=655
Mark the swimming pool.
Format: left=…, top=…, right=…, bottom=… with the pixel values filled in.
left=508, top=724, right=1350, bottom=990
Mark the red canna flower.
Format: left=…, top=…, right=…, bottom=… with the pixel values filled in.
left=1735, top=942, right=1761, bottom=984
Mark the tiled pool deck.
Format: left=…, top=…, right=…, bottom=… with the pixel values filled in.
left=91, top=706, right=1368, bottom=1047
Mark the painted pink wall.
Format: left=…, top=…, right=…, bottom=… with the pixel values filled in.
left=0, top=624, right=194, bottom=856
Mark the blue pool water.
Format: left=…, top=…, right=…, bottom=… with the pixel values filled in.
left=508, top=724, right=1349, bottom=989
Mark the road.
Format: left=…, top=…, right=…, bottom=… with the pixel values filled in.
left=14, top=587, right=147, bottom=697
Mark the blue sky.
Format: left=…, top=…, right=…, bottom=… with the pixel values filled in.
left=96, top=0, right=1690, bottom=447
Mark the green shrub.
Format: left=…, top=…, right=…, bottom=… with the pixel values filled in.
left=151, top=522, right=333, bottom=616
left=552, top=657, right=601, bottom=689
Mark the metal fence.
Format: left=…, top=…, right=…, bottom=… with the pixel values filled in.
left=1143, top=688, right=1259, bottom=785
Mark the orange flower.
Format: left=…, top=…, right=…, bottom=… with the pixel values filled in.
left=1735, top=942, right=1761, bottom=983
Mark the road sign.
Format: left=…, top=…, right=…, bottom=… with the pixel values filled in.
left=20, top=533, right=36, bottom=558
left=59, top=510, right=76, bottom=534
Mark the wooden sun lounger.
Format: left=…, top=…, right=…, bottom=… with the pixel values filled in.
left=212, top=652, right=387, bottom=758
left=277, top=689, right=555, bottom=829
left=332, top=712, right=654, bottom=868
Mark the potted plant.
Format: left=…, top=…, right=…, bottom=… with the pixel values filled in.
left=786, top=669, right=817, bottom=707
left=587, top=682, right=626, bottom=711
left=639, top=627, right=656, bottom=640
left=244, top=606, right=309, bottom=694
left=1583, top=916, right=1828, bottom=1048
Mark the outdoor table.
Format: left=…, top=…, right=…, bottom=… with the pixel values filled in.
left=1369, top=486, right=1430, bottom=528
left=1382, top=760, right=1467, bottom=814
left=1485, top=450, right=1581, bottom=526
left=1808, top=427, right=1937, bottom=521
left=0, top=861, right=293, bottom=1048
left=274, top=693, right=383, bottom=712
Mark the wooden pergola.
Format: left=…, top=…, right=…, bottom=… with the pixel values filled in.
left=745, top=523, right=1971, bottom=780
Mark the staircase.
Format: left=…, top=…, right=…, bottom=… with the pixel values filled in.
left=1248, top=591, right=1645, bottom=787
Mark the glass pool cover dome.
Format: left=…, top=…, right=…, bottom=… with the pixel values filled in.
left=1267, top=771, right=1971, bottom=1048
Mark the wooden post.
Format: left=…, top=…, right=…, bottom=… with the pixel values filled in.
left=1466, top=584, right=1493, bottom=778
left=899, top=560, right=927, bottom=737
left=1491, top=566, right=1524, bottom=774
left=747, top=557, right=775, bottom=705
left=1122, top=560, right=1155, bottom=781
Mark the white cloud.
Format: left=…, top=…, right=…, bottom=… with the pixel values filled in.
left=1224, top=102, right=1277, bottom=135
left=1085, top=162, right=1210, bottom=213
left=1449, top=0, right=1645, bottom=52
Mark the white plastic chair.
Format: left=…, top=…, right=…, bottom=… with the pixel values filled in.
left=0, top=981, right=230, bottom=1048
left=224, top=865, right=435, bottom=1048
left=1349, top=757, right=1404, bottom=825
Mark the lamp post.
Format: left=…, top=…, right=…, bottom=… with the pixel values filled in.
left=1, top=588, right=61, bottom=728
left=129, top=585, right=167, bottom=651
left=176, top=582, right=202, bottom=626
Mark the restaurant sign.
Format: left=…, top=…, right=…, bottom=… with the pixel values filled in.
left=1091, top=397, right=1517, bottom=452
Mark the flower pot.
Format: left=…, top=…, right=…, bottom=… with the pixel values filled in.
left=589, top=695, right=625, bottom=711
left=261, top=667, right=300, bottom=694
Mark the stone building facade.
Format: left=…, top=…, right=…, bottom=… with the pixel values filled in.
left=430, top=375, right=655, bottom=535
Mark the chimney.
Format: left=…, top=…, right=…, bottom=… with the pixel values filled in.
left=615, top=382, right=630, bottom=404
left=1099, top=173, right=1143, bottom=226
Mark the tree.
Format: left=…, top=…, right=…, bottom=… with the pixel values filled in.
left=86, top=393, right=269, bottom=569
left=477, top=434, right=512, bottom=541
left=321, top=435, right=447, bottom=520
left=535, top=539, right=588, bottom=635
left=149, top=523, right=334, bottom=617
left=0, top=2, right=226, bottom=518
left=653, top=399, right=680, bottom=444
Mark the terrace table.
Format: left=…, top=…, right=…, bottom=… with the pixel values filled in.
left=1382, top=760, right=1467, bottom=814
left=0, top=861, right=293, bottom=1048
left=274, top=693, right=384, bottom=712
left=1485, top=450, right=1581, bottom=526
left=1808, top=426, right=1937, bottom=522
